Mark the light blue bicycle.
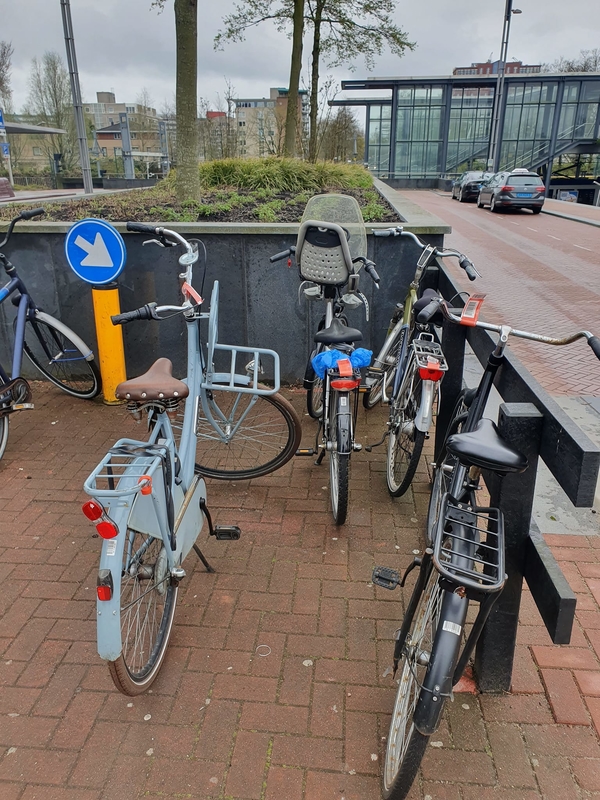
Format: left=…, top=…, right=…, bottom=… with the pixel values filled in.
left=82, top=223, right=300, bottom=694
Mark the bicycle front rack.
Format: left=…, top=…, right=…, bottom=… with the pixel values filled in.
left=433, top=493, right=506, bottom=595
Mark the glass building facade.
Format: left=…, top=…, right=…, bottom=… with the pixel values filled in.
left=345, top=74, right=600, bottom=180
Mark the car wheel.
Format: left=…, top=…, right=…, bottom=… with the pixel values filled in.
left=476, top=194, right=484, bottom=208
left=451, top=188, right=457, bottom=199
left=490, top=195, right=499, bottom=213
left=458, top=189, right=465, bottom=202
left=532, top=206, right=542, bottom=215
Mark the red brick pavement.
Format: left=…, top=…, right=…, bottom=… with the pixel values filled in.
left=1, top=383, right=600, bottom=799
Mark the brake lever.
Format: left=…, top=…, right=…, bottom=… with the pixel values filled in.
left=142, top=236, right=177, bottom=248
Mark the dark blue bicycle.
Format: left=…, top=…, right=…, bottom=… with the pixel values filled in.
left=0, top=208, right=101, bottom=460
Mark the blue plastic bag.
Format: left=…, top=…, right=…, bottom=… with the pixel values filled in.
left=311, top=347, right=372, bottom=379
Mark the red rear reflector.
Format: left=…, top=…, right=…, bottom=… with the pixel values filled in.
left=97, top=585, right=112, bottom=601
left=138, top=475, right=152, bottom=495
left=82, top=500, right=103, bottom=521
left=419, top=366, right=444, bottom=382
left=96, top=520, right=118, bottom=539
left=330, top=378, right=361, bottom=390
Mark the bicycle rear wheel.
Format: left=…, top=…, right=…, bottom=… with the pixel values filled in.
left=382, top=566, right=443, bottom=800
left=194, top=388, right=302, bottom=479
left=108, top=529, right=178, bottom=696
left=306, top=366, right=324, bottom=419
left=22, top=312, right=101, bottom=399
left=329, top=390, right=351, bottom=525
left=386, top=358, right=425, bottom=497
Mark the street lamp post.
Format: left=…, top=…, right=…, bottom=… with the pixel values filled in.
left=488, top=0, right=522, bottom=173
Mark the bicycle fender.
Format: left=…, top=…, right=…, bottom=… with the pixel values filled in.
left=96, top=504, right=132, bottom=662
left=415, top=379, right=436, bottom=433
left=336, top=393, right=353, bottom=455
left=413, top=589, right=469, bottom=735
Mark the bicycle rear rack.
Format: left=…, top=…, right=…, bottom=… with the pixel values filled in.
left=83, top=438, right=166, bottom=498
left=412, top=335, right=448, bottom=372
left=433, top=493, right=506, bottom=595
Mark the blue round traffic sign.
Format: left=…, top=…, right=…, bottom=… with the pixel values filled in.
left=65, top=218, right=127, bottom=285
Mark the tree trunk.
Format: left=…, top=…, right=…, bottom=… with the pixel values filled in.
left=174, top=0, right=200, bottom=200
left=307, top=0, right=324, bottom=162
left=284, top=0, right=305, bottom=158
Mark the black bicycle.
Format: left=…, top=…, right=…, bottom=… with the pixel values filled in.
left=373, top=294, right=600, bottom=800
left=0, top=209, right=101, bottom=460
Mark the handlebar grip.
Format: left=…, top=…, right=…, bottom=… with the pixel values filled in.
left=19, top=208, right=45, bottom=221
left=417, top=299, right=442, bottom=324
left=364, top=261, right=380, bottom=285
left=126, top=222, right=158, bottom=234
left=459, top=255, right=478, bottom=281
left=372, top=228, right=402, bottom=237
left=270, top=249, right=292, bottom=263
left=588, top=336, right=600, bottom=360
left=111, top=303, right=158, bottom=325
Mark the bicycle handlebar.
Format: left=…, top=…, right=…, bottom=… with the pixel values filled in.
left=372, top=226, right=480, bottom=279
left=588, top=336, right=600, bottom=360
left=270, top=247, right=294, bottom=263
left=126, top=222, right=158, bottom=235
left=111, top=303, right=160, bottom=325
left=0, top=208, right=46, bottom=249
left=416, top=298, right=443, bottom=324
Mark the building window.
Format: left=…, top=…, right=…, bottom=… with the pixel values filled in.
left=114, top=147, right=122, bottom=156
left=113, top=132, right=121, bottom=139
left=131, top=132, right=137, bottom=139
left=101, top=147, right=107, bottom=157
left=32, top=147, right=42, bottom=156
left=85, top=107, right=90, bottom=112
left=238, top=121, right=246, bottom=127
left=108, top=107, right=114, bottom=113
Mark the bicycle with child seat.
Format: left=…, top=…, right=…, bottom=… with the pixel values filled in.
left=373, top=293, right=600, bottom=800
left=82, top=222, right=300, bottom=695
left=0, top=208, right=101, bottom=461
left=364, top=227, right=479, bottom=498
left=270, top=194, right=380, bottom=525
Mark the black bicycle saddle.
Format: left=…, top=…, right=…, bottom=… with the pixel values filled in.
left=446, top=418, right=528, bottom=474
left=313, top=317, right=363, bottom=345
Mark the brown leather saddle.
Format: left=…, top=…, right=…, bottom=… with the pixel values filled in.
left=115, top=357, right=189, bottom=402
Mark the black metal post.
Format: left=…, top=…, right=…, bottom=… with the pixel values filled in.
left=475, top=402, right=543, bottom=692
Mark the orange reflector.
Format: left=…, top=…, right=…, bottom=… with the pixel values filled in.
left=97, top=585, right=112, bottom=601
left=138, top=475, right=152, bottom=495
left=96, top=520, right=118, bottom=540
left=330, top=378, right=361, bottom=390
left=82, top=500, right=103, bottom=521
left=419, top=366, right=445, bottom=382
left=337, top=358, right=353, bottom=377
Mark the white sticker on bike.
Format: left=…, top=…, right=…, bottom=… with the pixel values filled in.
left=340, top=397, right=347, bottom=406
left=442, top=620, right=462, bottom=636
left=106, top=540, right=117, bottom=557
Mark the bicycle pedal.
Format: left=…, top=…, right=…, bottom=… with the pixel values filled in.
left=214, top=525, right=241, bottom=541
left=295, top=448, right=315, bottom=456
left=372, top=566, right=400, bottom=590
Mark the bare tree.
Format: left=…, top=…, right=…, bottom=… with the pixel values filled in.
left=134, top=87, right=158, bottom=153
left=0, top=40, right=14, bottom=112
left=153, top=0, right=200, bottom=200
left=26, top=51, right=79, bottom=172
left=543, top=48, right=600, bottom=73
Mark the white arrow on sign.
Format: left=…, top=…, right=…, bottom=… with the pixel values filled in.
left=74, top=232, right=114, bottom=267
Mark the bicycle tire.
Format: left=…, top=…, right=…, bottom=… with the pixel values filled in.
left=194, top=387, right=302, bottom=480
left=329, top=391, right=351, bottom=525
left=386, top=358, right=425, bottom=497
left=108, top=529, right=178, bottom=696
left=382, top=566, right=443, bottom=800
left=0, top=414, right=9, bottom=461
left=363, top=324, right=403, bottom=410
left=22, top=312, right=101, bottom=399
left=306, top=366, right=324, bottom=419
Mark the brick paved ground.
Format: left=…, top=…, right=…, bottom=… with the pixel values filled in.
left=1, top=381, right=599, bottom=799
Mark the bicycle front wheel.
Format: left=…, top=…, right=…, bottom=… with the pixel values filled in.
left=23, top=312, right=101, bottom=399
left=306, top=367, right=324, bottom=419
left=364, top=325, right=403, bottom=409
left=386, top=359, right=425, bottom=497
left=382, top=566, right=443, bottom=800
left=108, top=529, right=178, bottom=696
left=329, top=391, right=351, bottom=525
left=194, top=388, right=302, bottom=479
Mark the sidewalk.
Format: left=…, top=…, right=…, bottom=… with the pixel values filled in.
left=0, top=382, right=599, bottom=799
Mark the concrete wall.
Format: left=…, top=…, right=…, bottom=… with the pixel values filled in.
left=0, top=194, right=449, bottom=386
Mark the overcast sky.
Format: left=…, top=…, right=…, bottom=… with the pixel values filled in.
left=2, top=0, right=599, bottom=116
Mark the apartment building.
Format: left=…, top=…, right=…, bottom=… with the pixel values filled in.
left=453, top=60, right=541, bottom=76
left=234, top=87, right=309, bottom=157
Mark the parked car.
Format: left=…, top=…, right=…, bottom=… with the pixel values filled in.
left=452, top=171, right=493, bottom=202
left=477, top=168, right=546, bottom=213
